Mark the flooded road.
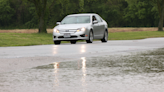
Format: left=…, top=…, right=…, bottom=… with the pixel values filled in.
left=0, top=38, right=164, bottom=92
left=1, top=57, right=164, bottom=92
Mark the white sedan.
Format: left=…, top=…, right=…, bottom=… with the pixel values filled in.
left=53, top=13, right=108, bottom=45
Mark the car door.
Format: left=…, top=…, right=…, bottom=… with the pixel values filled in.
left=92, top=15, right=100, bottom=39
left=95, top=15, right=105, bottom=38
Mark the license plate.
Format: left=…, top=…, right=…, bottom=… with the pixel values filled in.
left=64, top=33, right=70, bottom=38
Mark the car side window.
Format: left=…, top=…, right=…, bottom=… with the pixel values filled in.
left=95, top=15, right=103, bottom=22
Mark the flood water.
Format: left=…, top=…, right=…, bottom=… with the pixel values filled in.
left=0, top=57, right=164, bottom=92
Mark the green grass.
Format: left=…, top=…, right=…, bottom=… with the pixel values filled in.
left=109, top=31, right=164, bottom=40
left=0, top=31, right=164, bottom=47
left=0, top=33, right=53, bottom=47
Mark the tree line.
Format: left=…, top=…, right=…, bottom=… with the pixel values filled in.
left=0, top=0, right=164, bottom=33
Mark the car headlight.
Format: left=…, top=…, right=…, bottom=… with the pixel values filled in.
left=54, top=28, right=59, bottom=33
left=77, top=27, right=86, bottom=32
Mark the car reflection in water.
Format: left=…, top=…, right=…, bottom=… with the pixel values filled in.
left=81, top=57, right=87, bottom=92
left=53, top=57, right=87, bottom=92
left=52, top=44, right=86, bottom=55
left=53, top=62, right=59, bottom=88
left=81, top=45, right=86, bottom=53
left=52, top=45, right=58, bottom=55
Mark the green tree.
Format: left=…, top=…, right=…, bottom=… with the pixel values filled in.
left=84, top=0, right=127, bottom=27
left=47, top=0, right=79, bottom=28
left=27, top=0, right=49, bottom=33
left=124, top=0, right=157, bottom=27
left=9, top=0, right=35, bottom=28
left=0, top=0, right=15, bottom=27
left=0, top=0, right=162, bottom=29
left=79, top=0, right=84, bottom=12
left=156, top=0, right=164, bottom=31
left=26, top=0, right=82, bottom=33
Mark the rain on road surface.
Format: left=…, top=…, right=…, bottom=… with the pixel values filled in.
left=0, top=38, right=164, bottom=92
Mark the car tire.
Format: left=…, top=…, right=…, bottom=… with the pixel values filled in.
left=86, top=31, right=93, bottom=43
left=70, top=40, right=77, bottom=44
left=54, top=41, right=61, bottom=45
left=101, top=31, right=108, bottom=42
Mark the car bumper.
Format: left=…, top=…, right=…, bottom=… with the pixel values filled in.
left=53, top=31, right=89, bottom=41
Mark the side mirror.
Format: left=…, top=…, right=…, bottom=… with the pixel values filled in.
left=56, top=22, right=61, bottom=25
left=93, top=20, right=98, bottom=24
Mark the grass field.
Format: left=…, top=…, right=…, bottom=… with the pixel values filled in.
left=0, top=27, right=160, bottom=33
left=0, top=28, right=164, bottom=47
left=109, top=31, right=164, bottom=40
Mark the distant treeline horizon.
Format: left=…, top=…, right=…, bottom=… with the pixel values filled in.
left=0, top=0, right=161, bottom=29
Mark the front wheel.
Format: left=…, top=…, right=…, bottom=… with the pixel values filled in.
left=86, top=31, right=93, bottom=43
left=54, top=41, right=61, bottom=45
left=101, top=31, right=108, bottom=42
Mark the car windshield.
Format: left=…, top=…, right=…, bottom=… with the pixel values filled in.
left=61, top=16, right=90, bottom=24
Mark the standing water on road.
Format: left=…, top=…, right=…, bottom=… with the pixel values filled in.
left=0, top=48, right=164, bottom=92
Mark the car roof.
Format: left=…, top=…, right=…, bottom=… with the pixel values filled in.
left=67, top=13, right=97, bottom=17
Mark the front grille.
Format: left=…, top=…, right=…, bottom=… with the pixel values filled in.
left=58, top=36, right=77, bottom=38
left=58, top=36, right=64, bottom=38
left=70, top=36, right=77, bottom=38
left=59, top=29, right=76, bottom=34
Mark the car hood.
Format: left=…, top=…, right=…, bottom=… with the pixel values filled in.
left=55, top=24, right=90, bottom=30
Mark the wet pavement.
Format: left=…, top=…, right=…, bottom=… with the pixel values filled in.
left=1, top=57, right=164, bottom=92
left=0, top=38, right=164, bottom=92
left=0, top=38, right=164, bottom=59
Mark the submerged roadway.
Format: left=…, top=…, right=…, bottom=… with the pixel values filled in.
left=0, top=37, right=164, bottom=92
left=0, top=37, right=164, bottom=72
